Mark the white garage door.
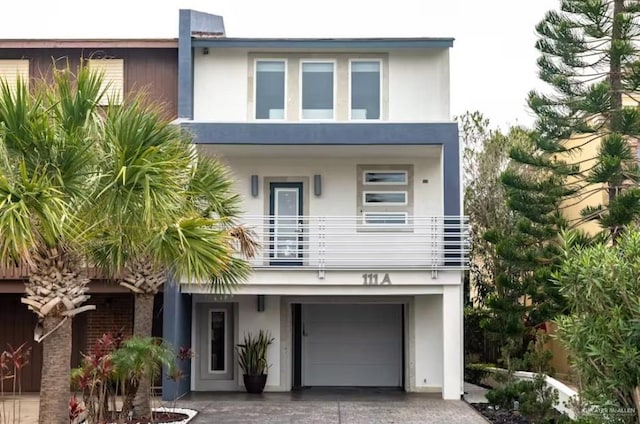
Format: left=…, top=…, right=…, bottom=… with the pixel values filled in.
left=302, top=304, right=402, bottom=387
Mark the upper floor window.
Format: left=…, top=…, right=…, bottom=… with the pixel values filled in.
left=86, top=58, right=124, bottom=105
left=301, top=61, right=334, bottom=119
left=357, top=165, right=413, bottom=228
left=255, top=60, right=286, bottom=119
left=350, top=60, right=381, bottom=120
left=0, top=60, right=29, bottom=93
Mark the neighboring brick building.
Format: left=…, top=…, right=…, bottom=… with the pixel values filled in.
left=0, top=39, right=178, bottom=391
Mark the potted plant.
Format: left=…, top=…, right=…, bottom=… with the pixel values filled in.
left=236, top=330, right=274, bottom=394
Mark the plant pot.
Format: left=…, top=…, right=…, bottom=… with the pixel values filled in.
left=243, top=374, right=268, bottom=394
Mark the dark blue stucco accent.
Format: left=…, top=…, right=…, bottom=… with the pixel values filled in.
left=178, top=10, right=193, bottom=119
left=181, top=122, right=460, bottom=216
left=178, top=10, right=227, bottom=119
left=181, top=122, right=454, bottom=145
left=189, top=11, right=225, bottom=35
left=162, top=282, right=192, bottom=401
left=192, top=37, right=454, bottom=49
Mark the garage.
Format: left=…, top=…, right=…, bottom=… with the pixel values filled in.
left=301, top=304, right=403, bottom=387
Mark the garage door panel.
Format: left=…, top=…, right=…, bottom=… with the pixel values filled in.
left=306, top=341, right=400, bottom=364
left=305, top=364, right=401, bottom=387
left=307, top=324, right=398, bottom=342
left=303, top=304, right=402, bottom=387
left=306, top=304, right=396, bottom=322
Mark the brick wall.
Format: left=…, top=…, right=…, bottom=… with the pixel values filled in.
left=85, top=294, right=134, bottom=350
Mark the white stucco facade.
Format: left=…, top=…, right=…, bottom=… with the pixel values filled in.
left=189, top=292, right=463, bottom=396
left=183, top=40, right=464, bottom=401
left=192, top=47, right=451, bottom=122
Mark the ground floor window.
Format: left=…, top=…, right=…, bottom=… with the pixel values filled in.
left=209, top=309, right=227, bottom=373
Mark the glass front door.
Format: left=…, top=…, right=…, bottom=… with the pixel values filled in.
left=270, top=182, right=303, bottom=266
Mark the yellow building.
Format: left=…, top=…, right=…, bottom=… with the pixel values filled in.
left=547, top=94, right=640, bottom=379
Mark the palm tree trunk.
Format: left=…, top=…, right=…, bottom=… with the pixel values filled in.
left=38, top=315, right=71, bottom=424
left=132, top=293, right=154, bottom=418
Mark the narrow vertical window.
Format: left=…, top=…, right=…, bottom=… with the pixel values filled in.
left=351, top=61, right=380, bottom=119
left=210, top=310, right=226, bottom=372
left=301, top=62, right=334, bottom=119
left=255, top=60, right=285, bottom=119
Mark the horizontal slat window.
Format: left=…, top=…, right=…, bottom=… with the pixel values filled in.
left=363, top=171, right=407, bottom=185
left=363, top=212, right=408, bottom=225
left=358, top=165, right=413, bottom=231
left=0, top=60, right=29, bottom=93
left=87, top=59, right=124, bottom=105
left=363, top=191, right=407, bottom=205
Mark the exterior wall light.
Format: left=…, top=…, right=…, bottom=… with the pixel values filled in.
left=251, top=175, right=259, bottom=197
left=257, top=295, right=265, bottom=312
left=313, top=174, right=322, bottom=196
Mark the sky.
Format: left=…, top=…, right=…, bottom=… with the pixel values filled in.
left=0, top=0, right=559, bottom=129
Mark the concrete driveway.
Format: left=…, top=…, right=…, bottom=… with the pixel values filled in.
left=177, top=388, right=488, bottom=424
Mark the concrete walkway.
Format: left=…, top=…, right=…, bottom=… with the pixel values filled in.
left=7, top=387, right=490, bottom=423
left=177, top=388, right=488, bottom=424
left=463, top=382, right=489, bottom=404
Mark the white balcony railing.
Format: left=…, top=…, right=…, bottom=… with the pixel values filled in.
left=242, top=215, right=469, bottom=270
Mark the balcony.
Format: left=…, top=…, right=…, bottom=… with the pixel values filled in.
left=242, top=215, right=468, bottom=271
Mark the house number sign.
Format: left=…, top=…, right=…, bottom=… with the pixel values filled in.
left=362, top=273, right=392, bottom=285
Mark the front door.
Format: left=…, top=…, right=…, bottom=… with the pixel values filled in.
left=269, top=182, right=303, bottom=266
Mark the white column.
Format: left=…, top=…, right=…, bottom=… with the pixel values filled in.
left=442, top=284, right=463, bottom=400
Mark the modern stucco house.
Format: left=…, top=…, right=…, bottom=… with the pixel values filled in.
left=163, top=10, right=467, bottom=400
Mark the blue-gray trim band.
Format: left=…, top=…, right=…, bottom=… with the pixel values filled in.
left=192, top=38, right=454, bottom=49
left=181, top=122, right=460, bottom=216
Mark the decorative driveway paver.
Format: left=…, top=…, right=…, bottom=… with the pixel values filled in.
left=177, top=389, right=488, bottom=424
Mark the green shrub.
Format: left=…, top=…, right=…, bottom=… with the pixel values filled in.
left=464, top=363, right=492, bottom=385
left=236, top=330, right=274, bottom=376
left=486, top=374, right=558, bottom=423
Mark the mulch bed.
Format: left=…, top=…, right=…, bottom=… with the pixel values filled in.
left=107, top=411, right=189, bottom=424
left=471, top=404, right=528, bottom=424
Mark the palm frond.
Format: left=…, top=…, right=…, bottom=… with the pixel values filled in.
left=148, top=216, right=237, bottom=284
left=229, top=224, right=259, bottom=259
left=0, top=62, right=112, bottom=277
left=94, top=95, right=192, bottom=230
left=188, top=155, right=241, bottom=218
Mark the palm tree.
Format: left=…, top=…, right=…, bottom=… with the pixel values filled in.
left=111, top=337, right=175, bottom=420
left=0, top=66, right=104, bottom=423
left=90, top=97, right=256, bottom=417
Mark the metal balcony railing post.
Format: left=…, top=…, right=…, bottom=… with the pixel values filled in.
left=318, top=216, right=326, bottom=278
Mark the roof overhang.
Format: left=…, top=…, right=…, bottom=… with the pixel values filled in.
left=0, top=39, right=178, bottom=49
left=191, top=37, right=454, bottom=49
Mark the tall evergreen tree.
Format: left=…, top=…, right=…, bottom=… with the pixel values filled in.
left=526, top=0, right=640, bottom=242
left=485, top=0, right=640, bottom=363
left=484, top=125, right=569, bottom=353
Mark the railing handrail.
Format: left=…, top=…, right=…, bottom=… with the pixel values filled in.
left=240, top=214, right=469, bottom=271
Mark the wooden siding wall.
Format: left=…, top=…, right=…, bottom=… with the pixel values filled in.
left=0, top=47, right=177, bottom=280
left=0, top=48, right=177, bottom=118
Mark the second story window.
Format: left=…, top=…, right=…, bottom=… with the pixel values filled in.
left=0, top=60, right=30, bottom=93
left=255, top=60, right=285, bottom=119
left=350, top=61, right=381, bottom=120
left=87, top=58, right=124, bottom=106
left=357, top=165, right=413, bottom=228
left=301, top=62, right=334, bottom=119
